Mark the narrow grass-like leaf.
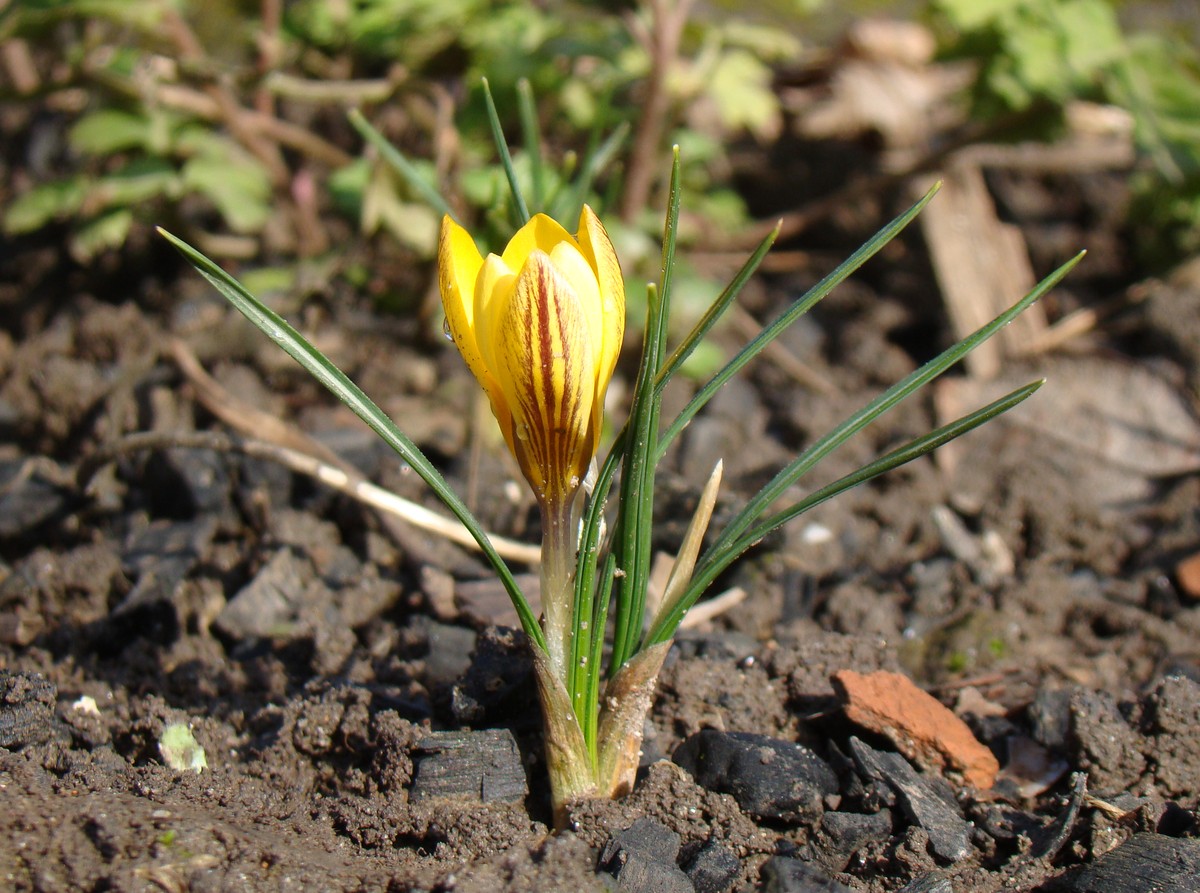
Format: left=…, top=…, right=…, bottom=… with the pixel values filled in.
left=481, top=78, right=529, bottom=225
left=608, top=149, right=683, bottom=672
left=556, top=121, right=630, bottom=224
left=656, top=146, right=683, bottom=365
left=347, top=108, right=452, bottom=220
left=700, top=249, right=1085, bottom=572
left=607, top=281, right=668, bottom=673
left=655, top=223, right=780, bottom=394
left=568, top=425, right=622, bottom=707
left=516, top=79, right=545, bottom=210
left=657, top=183, right=942, bottom=460
left=157, top=228, right=545, bottom=650
left=581, top=553, right=616, bottom=758
left=645, top=379, right=1044, bottom=645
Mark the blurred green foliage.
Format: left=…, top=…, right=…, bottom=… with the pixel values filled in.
left=1, top=0, right=795, bottom=265
left=6, top=0, right=1195, bottom=271
left=2, top=0, right=273, bottom=260
left=929, top=0, right=1200, bottom=267
left=5, top=105, right=273, bottom=261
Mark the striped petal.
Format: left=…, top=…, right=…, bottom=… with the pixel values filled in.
left=438, top=207, right=625, bottom=508
left=493, top=250, right=596, bottom=503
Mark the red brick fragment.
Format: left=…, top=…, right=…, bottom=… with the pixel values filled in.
left=1176, top=552, right=1200, bottom=601
left=832, top=668, right=999, bottom=790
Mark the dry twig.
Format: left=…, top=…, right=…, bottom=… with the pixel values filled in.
left=168, top=338, right=540, bottom=564
left=620, top=0, right=696, bottom=223
left=76, top=429, right=541, bottom=565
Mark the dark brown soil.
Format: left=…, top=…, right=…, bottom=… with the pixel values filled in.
left=3, top=116, right=1200, bottom=892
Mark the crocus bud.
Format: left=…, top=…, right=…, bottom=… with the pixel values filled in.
left=439, top=206, right=624, bottom=507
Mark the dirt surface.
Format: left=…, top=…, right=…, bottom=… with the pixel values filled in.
left=4, top=92, right=1200, bottom=893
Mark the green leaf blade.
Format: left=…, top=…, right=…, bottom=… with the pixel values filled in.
left=657, top=182, right=942, bottom=458
left=646, top=378, right=1046, bottom=646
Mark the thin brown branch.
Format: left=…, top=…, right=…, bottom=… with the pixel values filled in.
left=159, top=7, right=290, bottom=184
left=619, top=0, right=696, bottom=223
left=170, top=337, right=342, bottom=464
left=75, top=429, right=541, bottom=564
left=153, top=84, right=353, bottom=167
left=168, top=338, right=540, bottom=561
left=1, top=38, right=40, bottom=95
left=255, top=0, right=283, bottom=117
left=263, top=72, right=400, bottom=105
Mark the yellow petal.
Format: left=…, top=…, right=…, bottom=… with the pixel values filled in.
left=493, top=250, right=596, bottom=503
left=438, top=216, right=511, bottom=436
left=575, top=205, right=625, bottom=432
left=473, top=253, right=517, bottom=387
left=547, top=239, right=602, bottom=355
left=438, top=215, right=486, bottom=376
left=502, top=213, right=577, bottom=272
left=473, top=253, right=518, bottom=451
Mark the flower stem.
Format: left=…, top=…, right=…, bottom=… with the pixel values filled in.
left=539, top=496, right=578, bottom=683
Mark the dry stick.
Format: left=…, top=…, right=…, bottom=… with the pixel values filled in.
left=154, top=84, right=354, bottom=169
left=160, top=8, right=290, bottom=186
left=255, top=0, right=284, bottom=118
left=75, top=429, right=541, bottom=565
left=168, top=338, right=540, bottom=564
left=264, top=72, right=400, bottom=105
left=927, top=668, right=1022, bottom=694
left=678, top=587, right=747, bottom=629
left=171, top=338, right=341, bottom=464
left=1016, top=286, right=1149, bottom=356
left=619, top=0, right=695, bottom=223
left=1, top=38, right=40, bottom=95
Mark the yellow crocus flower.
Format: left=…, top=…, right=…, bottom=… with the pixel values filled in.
left=439, top=206, right=625, bottom=507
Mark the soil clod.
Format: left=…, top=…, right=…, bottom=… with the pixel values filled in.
left=759, top=856, right=855, bottom=892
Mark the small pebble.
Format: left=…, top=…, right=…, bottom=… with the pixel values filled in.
left=849, top=738, right=972, bottom=862
left=599, top=817, right=693, bottom=893
left=759, top=857, right=854, bottom=892
left=673, top=730, right=838, bottom=823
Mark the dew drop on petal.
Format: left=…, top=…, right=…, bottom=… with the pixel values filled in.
left=441, top=317, right=454, bottom=341
left=515, top=424, right=531, bottom=442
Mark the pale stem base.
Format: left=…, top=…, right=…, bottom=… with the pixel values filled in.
left=531, top=639, right=671, bottom=827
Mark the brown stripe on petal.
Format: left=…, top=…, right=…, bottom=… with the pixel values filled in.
left=496, top=252, right=596, bottom=504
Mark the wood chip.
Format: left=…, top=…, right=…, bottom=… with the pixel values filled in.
left=918, top=163, right=1047, bottom=379
left=1054, top=833, right=1200, bottom=893
left=409, top=729, right=528, bottom=804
